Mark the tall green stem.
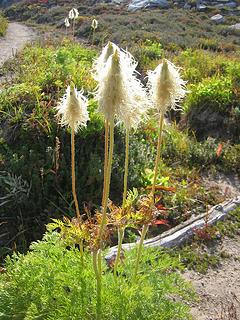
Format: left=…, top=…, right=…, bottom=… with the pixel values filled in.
left=102, top=120, right=109, bottom=207
left=151, top=112, right=164, bottom=197
left=114, top=228, right=125, bottom=279
left=71, top=130, right=81, bottom=224
left=122, top=128, right=129, bottom=208
left=99, top=120, right=114, bottom=243
left=134, top=224, right=149, bottom=279
left=94, top=121, right=114, bottom=320
left=114, top=129, right=129, bottom=279
left=93, top=250, right=102, bottom=320
left=72, top=18, right=75, bottom=38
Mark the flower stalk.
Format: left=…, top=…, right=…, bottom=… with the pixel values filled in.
left=99, top=120, right=114, bottom=243
left=71, top=129, right=81, bottom=223
left=101, top=120, right=109, bottom=207
left=122, top=128, right=130, bottom=208
left=92, top=250, right=102, bottom=320
left=134, top=224, right=149, bottom=279
left=56, top=83, right=89, bottom=223
left=151, top=112, right=164, bottom=197
left=113, top=227, right=124, bottom=279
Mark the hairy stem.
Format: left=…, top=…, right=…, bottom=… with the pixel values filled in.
left=114, top=228, right=125, bottom=279
left=99, top=120, right=114, bottom=243
left=151, top=112, right=164, bottom=197
left=122, top=128, right=129, bottom=208
left=102, top=120, right=109, bottom=207
left=71, top=130, right=81, bottom=224
left=134, top=224, right=149, bottom=279
left=72, top=18, right=75, bottom=38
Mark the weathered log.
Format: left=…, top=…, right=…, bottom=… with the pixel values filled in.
left=105, top=196, right=240, bottom=262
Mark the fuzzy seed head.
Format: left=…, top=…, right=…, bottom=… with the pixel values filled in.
left=94, top=44, right=149, bottom=129
left=92, top=42, right=119, bottom=82
left=56, top=84, right=89, bottom=132
left=69, top=8, right=79, bottom=20
left=64, top=18, right=70, bottom=27
left=148, top=59, right=187, bottom=114
left=91, top=18, right=98, bottom=30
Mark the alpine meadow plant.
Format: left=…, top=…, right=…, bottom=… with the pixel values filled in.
left=64, top=17, right=70, bottom=35
left=132, top=60, right=187, bottom=278
left=68, top=8, right=79, bottom=38
left=91, top=42, right=151, bottom=317
left=56, top=83, right=89, bottom=224
left=0, top=42, right=192, bottom=320
left=91, top=18, right=98, bottom=44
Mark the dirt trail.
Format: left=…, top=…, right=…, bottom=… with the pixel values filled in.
left=0, top=22, right=36, bottom=67
left=183, top=235, right=240, bottom=320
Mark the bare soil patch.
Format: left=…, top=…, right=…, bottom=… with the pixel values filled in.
left=183, top=235, right=240, bottom=320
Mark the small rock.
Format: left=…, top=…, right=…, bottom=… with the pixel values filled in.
left=197, top=4, right=207, bottom=11
left=210, top=14, right=225, bottom=24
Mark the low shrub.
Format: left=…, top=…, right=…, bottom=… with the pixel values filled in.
left=184, top=76, right=233, bottom=114
left=0, top=12, right=8, bottom=36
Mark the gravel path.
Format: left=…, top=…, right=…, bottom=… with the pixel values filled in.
left=0, top=22, right=36, bottom=67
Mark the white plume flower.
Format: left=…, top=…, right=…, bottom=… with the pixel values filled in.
left=91, top=18, right=98, bottom=30
left=92, top=42, right=119, bottom=81
left=148, top=59, right=187, bottom=114
left=69, top=8, right=79, bottom=20
left=56, top=84, right=89, bottom=132
left=64, top=18, right=70, bottom=28
left=95, top=46, right=149, bottom=129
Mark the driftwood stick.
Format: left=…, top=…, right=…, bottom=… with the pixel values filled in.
left=105, top=197, right=240, bottom=262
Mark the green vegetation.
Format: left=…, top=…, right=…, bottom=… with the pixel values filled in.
left=0, top=2, right=239, bottom=319
left=0, top=42, right=155, bottom=258
left=166, top=208, right=240, bottom=274
left=0, top=12, right=8, bottom=36
left=1, top=39, right=239, bottom=259
left=0, top=231, right=193, bottom=320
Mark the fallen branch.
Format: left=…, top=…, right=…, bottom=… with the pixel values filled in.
left=105, top=196, right=240, bottom=262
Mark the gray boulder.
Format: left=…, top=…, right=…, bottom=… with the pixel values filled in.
left=228, top=23, right=240, bottom=34
left=229, top=23, right=240, bottom=29
left=128, top=0, right=170, bottom=12
left=210, top=14, right=225, bottom=23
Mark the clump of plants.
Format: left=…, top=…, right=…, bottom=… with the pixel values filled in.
left=0, top=233, right=192, bottom=319
left=0, top=42, right=193, bottom=319
left=0, top=42, right=154, bottom=257
left=0, top=12, right=8, bottom=36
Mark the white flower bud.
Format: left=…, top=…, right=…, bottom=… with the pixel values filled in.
left=91, top=18, right=98, bottom=30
